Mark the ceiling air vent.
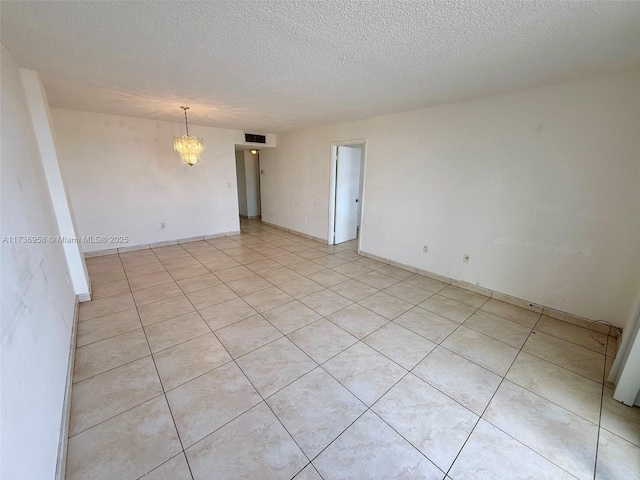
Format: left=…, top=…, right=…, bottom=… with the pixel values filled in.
left=245, top=133, right=266, bottom=144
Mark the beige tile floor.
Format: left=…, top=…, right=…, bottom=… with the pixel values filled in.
left=67, top=218, right=640, bottom=480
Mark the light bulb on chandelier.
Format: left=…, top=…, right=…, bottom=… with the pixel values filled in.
left=173, top=106, right=204, bottom=166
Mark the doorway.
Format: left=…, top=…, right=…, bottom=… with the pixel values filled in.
left=235, top=148, right=261, bottom=219
left=329, top=141, right=365, bottom=245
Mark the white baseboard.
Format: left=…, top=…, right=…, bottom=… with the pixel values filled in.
left=83, top=230, right=242, bottom=258
left=260, top=220, right=328, bottom=244
left=55, top=296, right=80, bottom=480
left=358, top=249, right=614, bottom=336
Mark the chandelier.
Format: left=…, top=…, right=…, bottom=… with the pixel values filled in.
left=173, top=106, right=204, bottom=166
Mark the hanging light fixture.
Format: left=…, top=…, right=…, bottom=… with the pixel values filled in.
left=173, top=106, right=204, bottom=166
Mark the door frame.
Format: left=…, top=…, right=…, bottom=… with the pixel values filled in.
left=328, top=139, right=367, bottom=247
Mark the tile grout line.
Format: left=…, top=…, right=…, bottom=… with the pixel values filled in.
left=165, top=247, right=316, bottom=470
left=121, top=247, right=197, bottom=480
left=80, top=220, right=614, bottom=479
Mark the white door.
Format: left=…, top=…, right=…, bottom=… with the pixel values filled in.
left=334, top=146, right=362, bottom=244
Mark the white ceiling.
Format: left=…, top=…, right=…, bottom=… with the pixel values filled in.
left=2, top=1, right=639, bottom=133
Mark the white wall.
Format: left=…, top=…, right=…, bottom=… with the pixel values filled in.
left=260, top=71, right=640, bottom=328
left=235, top=151, right=248, bottom=216
left=244, top=151, right=261, bottom=217
left=51, top=109, right=259, bottom=252
left=1, top=44, right=77, bottom=480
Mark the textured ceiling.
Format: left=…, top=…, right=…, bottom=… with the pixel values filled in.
left=2, top=1, right=639, bottom=133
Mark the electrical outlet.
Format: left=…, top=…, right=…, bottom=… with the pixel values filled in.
left=463, top=254, right=470, bottom=263
left=423, top=245, right=428, bottom=253
left=160, top=222, right=165, bottom=229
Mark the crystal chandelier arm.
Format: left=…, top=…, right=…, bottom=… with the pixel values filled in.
left=181, top=106, right=190, bottom=135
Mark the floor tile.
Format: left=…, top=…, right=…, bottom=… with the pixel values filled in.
left=66, top=397, right=181, bottom=480
left=203, top=257, right=241, bottom=272
left=186, top=284, right=238, bottom=309
left=358, top=291, right=413, bottom=320
left=198, top=297, right=257, bottom=330
left=133, top=282, right=183, bottom=306
left=323, top=342, right=406, bottom=406
left=275, top=253, right=308, bottom=267
left=168, top=263, right=210, bottom=281
left=226, top=274, right=272, bottom=296
left=125, top=261, right=167, bottom=279
left=237, top=337, right=316, bottom=397
left=383, top=282, right=433, bottom=304
left=441, top=326, right=518, bottom=376
left=186, top=402, right=307, bottom=480
left=154, top=333, right=232, bottom=391
left=74, top=329, right=150, bottom=382
left=144, top=311, right=210, bottom=353
left=262, top=267, right=305, bottom=285
left=363, top=322, right=436, bottom=370
left=404, top=274, right=448, bottom=293
left=484, top=381, right=598, bottom=480
left=214, top=265, right=255, bottom=282
left=293, top=464, right=323, bottom=480
left=313, top=410, right=443, bottom=480
left=480, top=298, right=540, bottom=328
left=535, top=315, right=607, bottom=354
left=330, top=279, right=379, bottom=302
left=262, top=300, right=321, bottom=335
left=166, top=362, right=261, bottom=447
left=299, top=289, right=353, bottom=316
left=596, top=429, right=640, bottom=480
left=277, top=277, right=325, bottom=299
left=412, top=346, right=501, bottom=415
left=327, top=303, right=389, bottom=339
left=313, top=254, right=349, bottom=268
left=332, top=262, right=372, bottom=278
left=394, top=307, right=459, bottom=343
left=376, top=264, right=414, bottom=281
left=307, top=269, right=350, bottom=287
left=86, top=254, right=120, bottom=266
left=79, top=292, right=135, bottom=321
left=120, top=252, right=160, bottom=267
left=215, top=315, right=282, bottom=357
left=506, top=351, right=602, bottom=423
left=139, top=452, right=192, bottom=480
left=242, top=286, right=294, bottom=312
left=176, top=273, right=222, bottom=293
left=76, top=308, right=141, bottom=347
left=523, top=331, right=605, bottom=382
left=289, top=260, right=327, bottom=276
left=351, top=257, right=386, bottom=270
left=138, top=295, right=195, bottom=326
left=356, top=271, right=398, bottom=290
left=267, top=368, right=366, bottom=458
left=246, top=259, right=289, bottom=275
left=128, top=271, right=175, bottom=291
left=373, top=374, right=478, bottom=471
left=69, top=356, right=162, bottom=435
left=438, top=284, right=488, bottom=308
left=449, top=419, right=575, bottom=480
left=601, top=387, right=640, bottom=446
left=418, top=294, right=476, bottom=323
left=463, top=310, right=531, bottom=348
left=161, top=256, right=200, bottom=270
left=288, top=319, right=358, bottom=364
left=91, top=279, right=130, bottom=299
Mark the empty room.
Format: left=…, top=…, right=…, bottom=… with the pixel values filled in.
left=2, top=1, right=640, bottom=479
